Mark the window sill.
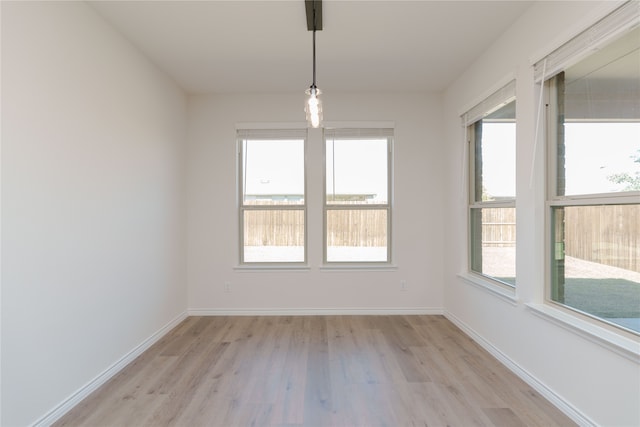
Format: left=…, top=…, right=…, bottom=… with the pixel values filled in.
left=526, top=303, right=640, bottom=363
left=234, top=265, right=311, bottom=272
left=457, top=272, right=518, bottom=305
left=320, top=264, right=398, bottom=272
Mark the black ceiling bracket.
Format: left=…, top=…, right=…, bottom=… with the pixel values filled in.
left=305, top=0, right=322, bottom=31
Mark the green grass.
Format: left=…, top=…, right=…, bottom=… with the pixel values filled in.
left=564, top=278, right=640, bottom=318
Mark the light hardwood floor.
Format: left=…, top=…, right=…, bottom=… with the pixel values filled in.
left=54, top=315, right=576, bottom=426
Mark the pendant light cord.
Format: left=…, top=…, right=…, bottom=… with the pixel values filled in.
left=312, top=28, right=316, bottom=88
left=311, top=2, right=317, bottom=89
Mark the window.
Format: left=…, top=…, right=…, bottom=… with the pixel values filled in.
left=324, top=128, right=393, bottom=263
left=465, top=82, right=517, bottom=286
left=238, top=129, right=306, bottom=264
left=542, top=16, right=639, bottom=333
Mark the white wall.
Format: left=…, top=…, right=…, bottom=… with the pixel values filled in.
left=1, top=2, right=187, bottom=425
left=4, top=1, right=636, bottom=425
left=187, top=92, right=444, bottom=313
left=443, top=1, right=640, bottom=426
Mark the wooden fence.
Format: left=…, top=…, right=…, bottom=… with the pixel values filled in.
left=243, top=209, right=387, bottom=247
left=244, top=205, right=639, bottom=272
left=481, top=208, right=516, bottom=247
left=326, top=210, right=387, bottom=247
left=564, top=204, right=639, bottom=273
left=243, top=210, right=304, bottom=246
left=480, top=206, right=639, bottom=273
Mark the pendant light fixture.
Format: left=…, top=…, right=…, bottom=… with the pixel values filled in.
left=304, top=0, right=323, bottom=128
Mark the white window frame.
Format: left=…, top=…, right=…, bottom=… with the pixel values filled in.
left=237, top=128, right=308, bottom=266
left=464, top=81, right=517, bottom=289
left=323, top=128, right=394, bottom=265
left=538, top=1, right=640, bottom=335
left=544, top=77, right=640, bottom=334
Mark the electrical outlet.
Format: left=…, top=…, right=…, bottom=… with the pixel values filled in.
left=224, top=281, right=232, bottom=292
left=400, top=280, right=408, bottom=292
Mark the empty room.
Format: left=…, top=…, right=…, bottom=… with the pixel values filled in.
left=2, top=0, right=639, bottom=426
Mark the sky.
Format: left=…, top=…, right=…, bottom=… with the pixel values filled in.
left=243, top=123, right=639, bottom=201
left=243, top=139, right=305, bottom=198
left=564, top=123, right=640, bottom=195
left=480, top=123, right=516, bottom=198
left=481, top=122, right=640, bottom=198
left=243, top=138, right=388, bottom=203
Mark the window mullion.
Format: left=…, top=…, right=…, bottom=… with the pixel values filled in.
left=242, top=205, right=306, bottom=211
left=325, top=204, right=390, bottom=210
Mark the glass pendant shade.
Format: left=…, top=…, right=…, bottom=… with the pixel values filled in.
left=305, top=86, right=322, bottom=128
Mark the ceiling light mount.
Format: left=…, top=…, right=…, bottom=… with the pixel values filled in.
left=305, top=0, right=322, bottom=31
left=304, top=0, right=323, bottom=128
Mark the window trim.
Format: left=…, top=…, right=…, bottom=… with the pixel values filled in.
left=322, top=128, right=394, bottom=265
left=237, top=129, right=308, bottom=266
left=464, top=83, right=517, bottom=289
left=458, top=272, right=518, bottom=305
left=526, top=303, right=640, bottom=364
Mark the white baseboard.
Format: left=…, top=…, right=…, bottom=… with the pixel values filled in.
left=444, top=311, right=597, bottom=427
left=188, top=307, right=444, bottom=316
left=32, top=311, right=188, bottom=427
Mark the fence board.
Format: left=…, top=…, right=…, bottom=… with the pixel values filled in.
left=243, top=204, right=639, bottom=273
left=565, top=205, right=639, bottom=273
left=481, top=208, right=516, bottom=247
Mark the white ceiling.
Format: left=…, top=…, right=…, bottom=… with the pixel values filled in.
left=90, top=0, right=534, bottom=94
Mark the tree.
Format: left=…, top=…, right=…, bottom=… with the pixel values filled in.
left=607, top=149, right=640, bottom=191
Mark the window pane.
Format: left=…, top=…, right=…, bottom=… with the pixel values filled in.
left=560, top=123, right=640, bottom=196
left=474, top=101, right=516, bottom=201
left=551, top=205, right=640, bottom=333
left=326, top=139, right=388, bottom=204
left=243, top=139, right=304, bottom=205
left=326, top=209, right=387, bottom=262
left=470, top=207, right=516, bottom=286
left=243, top=210, right=304, bottom=262
left=557, top=27, right=640, bottom=196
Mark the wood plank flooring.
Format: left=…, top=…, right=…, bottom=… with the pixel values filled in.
left=54, top=315, right=576, bottom=426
